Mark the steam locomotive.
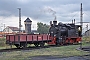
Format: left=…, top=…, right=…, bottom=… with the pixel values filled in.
left=6, top=20, right=82, bottom=48
left=48, top=20, right=82, bottom=45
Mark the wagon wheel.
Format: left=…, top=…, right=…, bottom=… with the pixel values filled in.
left=40, top=42, right=45, bottom=47
left=20, top=43, right=27, bottom=48
left=15, top=44, right=20, bottom=48
left=34, top=43, right=39, bottom=47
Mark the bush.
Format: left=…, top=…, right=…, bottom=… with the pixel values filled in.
left=82, top=36, right=90, bottom=43
left=0, top=38, right=6, bottom=47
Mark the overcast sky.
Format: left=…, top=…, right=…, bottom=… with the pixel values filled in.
left=0, top=0, right=90, bottom=31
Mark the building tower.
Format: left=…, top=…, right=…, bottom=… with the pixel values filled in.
left=24, top=18, right=32, bottom=34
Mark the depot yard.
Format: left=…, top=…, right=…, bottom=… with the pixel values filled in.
left=0, top=37, right=90, bottom=60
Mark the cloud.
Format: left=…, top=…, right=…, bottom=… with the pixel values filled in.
left=0, top=0, right=90, bottom=31
left=0, top=15, right=37, bottom=30
left=16, top=0, right=29, bottom=3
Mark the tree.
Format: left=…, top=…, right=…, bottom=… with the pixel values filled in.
left=37, top=22, right=49, bottom=34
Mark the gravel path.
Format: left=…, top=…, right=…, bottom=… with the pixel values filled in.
left=30, top=55, right=90, bottom=60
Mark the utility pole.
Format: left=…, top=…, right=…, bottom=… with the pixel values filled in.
left=80, top=3, right=83, bottom=27
left=86, top=24, right=89, bottom=36
left=80, top=3, right=83, bottom=49
left=17, top=8, right=21, bottom=33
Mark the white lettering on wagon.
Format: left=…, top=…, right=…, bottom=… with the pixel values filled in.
left=38, top=37, right=41, bottom=38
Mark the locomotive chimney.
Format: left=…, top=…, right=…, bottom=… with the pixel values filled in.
left=74, top=19, right=75, bottom=24
left=53, top=20, right=57, bottom=26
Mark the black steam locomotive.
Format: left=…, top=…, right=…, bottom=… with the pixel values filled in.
left=49, top=20, right=82, bottom=45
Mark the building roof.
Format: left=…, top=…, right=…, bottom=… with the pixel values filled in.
left=8, top=26, right=19, bottom=31
left=24, top=18, right=32, bottom=22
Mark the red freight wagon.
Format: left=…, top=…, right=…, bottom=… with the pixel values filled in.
left=6, top=34, right=51, bottom=48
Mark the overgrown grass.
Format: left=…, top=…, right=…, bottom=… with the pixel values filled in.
left=82, top=36, right=90, bottom=43
left=0, top=38, right=6, bottom=47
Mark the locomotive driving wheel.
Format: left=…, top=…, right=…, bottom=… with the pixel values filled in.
left=20, top=43, right=27, bottom=48
left=56, top=38, right=60, bottom=46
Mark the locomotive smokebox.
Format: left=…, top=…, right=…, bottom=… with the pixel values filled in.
left=53, top=20, right=57, bottom=26
left=24, top=18, right=32, bottom=34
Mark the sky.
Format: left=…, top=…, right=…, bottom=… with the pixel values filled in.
left=0, top=0, right=90, bottom=32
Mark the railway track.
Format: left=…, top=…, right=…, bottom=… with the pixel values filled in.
left=82, top=46, right=90, bottom=51
left=0, top=45, right=57, bottom=52
left=0, top=44, right=67, bottom=52
left=0, top=44, right=85, bottom=52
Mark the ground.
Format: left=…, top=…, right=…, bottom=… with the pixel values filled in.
left=0, top=45, right=90, bottom=60
left=30, top=46, right=90, bottom=60
left=30, top=54, right=90, bottom=60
